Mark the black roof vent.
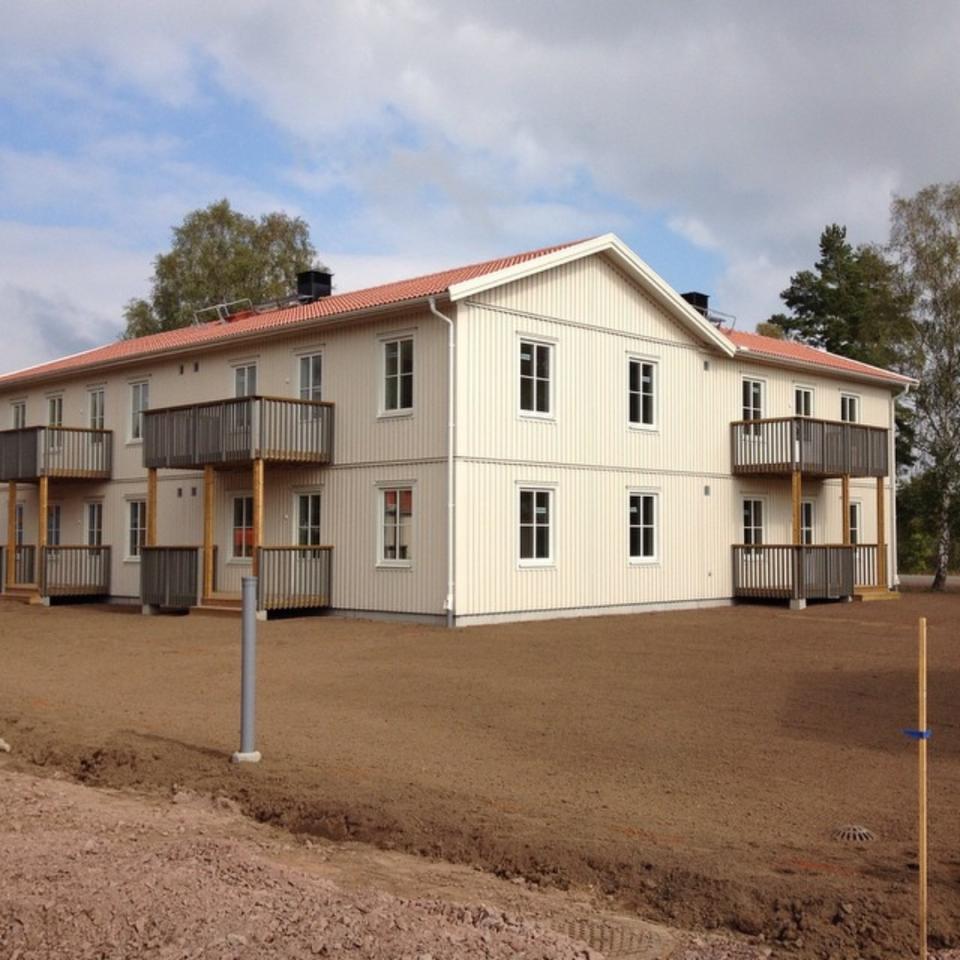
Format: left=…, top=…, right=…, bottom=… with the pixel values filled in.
left=681, top=291, right=709, bottom=317
left=297, top=269, right=333, bottom=303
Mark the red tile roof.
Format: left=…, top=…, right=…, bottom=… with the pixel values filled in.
left=722, top=328, right=913, bottom=386
left=0, top=240, right=581, bottom=388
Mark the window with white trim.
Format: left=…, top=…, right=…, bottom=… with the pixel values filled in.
left=841, top=393, right=860, bottom=423
left=130, top=381, right=149, bottom=440
left=519, top=488, right=552, bottom=563
left=519, top=340, right=552, bottom=415
left=629, top=492, right=658, bottom=561
left=14, top=502, right=24, bottom=545
left=296, top=493, right=322, bottom=547
left=383, top=338, right=414, bottom=412
left=11, top=401, right=25, bottom=430
left=46, top=504, right=61, bottom=547
left=795, top=386, right=814, bottom=418
left=235, top=363, right=257, bottom=397
left=232, top=496, right=254, bottom=559
left=380, top=487, right=413, bottom=562
left=47, top=395, right=63, bottom=427
left=86, top=502, right=103, bottom=547
left=800, top=500, right=814, bottom=545
left=849, top=502, right=862, bottom=545
left=88, top=387, right=105, bottom=430
left=742, top=379, right=763, bottom=434
left=128, top=500, right=146, bottom=558
left=299, top=353, right=322, bottom=402
left=742, top=498, right=764, bottom=550
left=628, top=359, right=657, bottom=427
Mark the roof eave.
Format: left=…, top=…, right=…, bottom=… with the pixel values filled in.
left=736, top=348, right=917, bottom=389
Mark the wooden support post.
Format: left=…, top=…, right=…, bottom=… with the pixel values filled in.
left=877, top=476, right=887, bottom=589
left=5, top=482, right=16, bottom=589
left=841, top=475, right=851, bottom=545
left=791, top=470, right=802, bottom=546
left=252, top=458, right=264, bottom=578
left=918, top=616, right=928, bottom=960
left=202, top=465, right=214, bottom=602
left=146, top=467, right=158, bottom=547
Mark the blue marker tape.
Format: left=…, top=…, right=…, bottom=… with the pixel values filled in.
left=903, top=728, right=932, bottom=740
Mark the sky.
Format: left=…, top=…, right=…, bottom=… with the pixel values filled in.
left=1, top=1, right=959, bottom=373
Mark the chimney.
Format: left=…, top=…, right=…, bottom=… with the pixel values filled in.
left=681, top=291, right=709, bottom=318
left=297, top=269, right=333, bottom=302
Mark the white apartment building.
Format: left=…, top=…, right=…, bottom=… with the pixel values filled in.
left=0, top=235, right=913, bottom=624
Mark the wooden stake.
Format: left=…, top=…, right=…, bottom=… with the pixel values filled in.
left=252, top=458, right=264, bottom=578
left=146, top=467, right=158, bottom=547
left=202, top=465, right=214, bottom=602
left=918, top=616, right=928, bottom=960
left=841, top=475, right=851, bottom=545
left=791, top=470, right=802, bottom=545
left=877, top=476, right=887, bottom=588
left=5, top=482, right=16, bottom=589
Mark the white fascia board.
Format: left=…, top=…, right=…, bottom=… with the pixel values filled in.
left=735, top=347, right=917, bottom=390
left=447, top=233, right=737, bottom=358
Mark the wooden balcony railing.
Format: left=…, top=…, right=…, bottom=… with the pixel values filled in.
left=0, top=427, right=113, bottom=482
left=731, top=417, right=888, bottom=478
left=140, top=546, right=201, bottom=609
left=41, top=546, right=111, bottom=597
left=733, top=544, right=858, bottom=601
left=143, top=396, right=333, bottom=469
left=257, top=546, right=332, bottom=611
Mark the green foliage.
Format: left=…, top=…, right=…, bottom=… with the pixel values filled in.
left=896, top=471, right=960, bottom=574
left=769, top=223, right=912, bottom=370
left=122, top=200, right=317, bottom=338
left=754, top=321, right=784, bottom=339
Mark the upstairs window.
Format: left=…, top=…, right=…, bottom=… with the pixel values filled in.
left=299, top=353, right=322, bottom=402
left=520, top=340, right=552, bottom=415
left=11, top=401, right=26, bottom=430
left=130, top=381, right=149, bottom=441
left=628, top=359, right=657, bottom=428
left=89, top=388, right=105, bottom=432
left=519, top=488, right=552, bottom=564
left=47, top=395, right=63, bottom=427
left=235, top=363, right=257, bottom=398
left=383, top=338, right=414, bottom=412
left=795, top=386, right=814, bottom=418
left=841, top=393, right=860, bottom=423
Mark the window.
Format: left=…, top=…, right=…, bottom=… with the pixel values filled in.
left=841, top=393, right=860, bottom=423
left=47, top=395, right=63, bottom=427
left=742, top=379, right=764, bottom=435
left=795, top=386, right=814, bottom=418
left=130, top=382, right=149, bottom=440
left=849, top=502, right=862, bottom=545
left=11, top=401, right=25, bottom=430
left=628, top=359, right=657, bottom=428
left=742, top=498, right=764, bottom=550
left=46, top=504, right=61, bottom=547
left=800, top=500, right=815, bottom=545
left=128, top=501, right=147, bottom=558
left=629, top=492, right=658, bottom=561
left=299, top=353, right=322, bottom=402
left=519, top=488, right=552, bottom=564
left=14, top=503, right=24, bottom=545
left=232, top=496, right=254, bottom=560
left=380, top=487, right=413, bottom=563
left=235, top=363, right=257, bottom=397
left=519, top=340, right=552, bottom=415
left=383, top=338, right=413, bottom=412
left=86, top=502, right=103, bottom=547
left=297, top=493, right=322, bottom=547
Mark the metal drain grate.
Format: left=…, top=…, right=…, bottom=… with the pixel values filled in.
left=833, top=824, right=876, bottom=843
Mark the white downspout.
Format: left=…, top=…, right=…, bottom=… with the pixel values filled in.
left=428, top=296, right=456, bottom=628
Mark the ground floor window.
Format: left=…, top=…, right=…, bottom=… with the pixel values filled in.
left=380, top=487, right=413, bottom=562
left=519, top=488, right=552, bottom=564
left=233, top=496, right=254, bottom=559
left=742, top=498, right=764, bottom=550
left=297, top=493, right=321, bottom=547
left=14, top=502, right=23, bottom=545
left=628, top=492, right=657, bottom=561
left=86, top=502, right=103, bottom=547
left=128, top=500, right=146, bottom=558
left=800, top=500, right=814, bottom=545
left=849, top=502, right=862, bottom=545
left=46, top=504, right=61, bottom=547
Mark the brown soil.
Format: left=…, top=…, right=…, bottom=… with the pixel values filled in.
left=0, top=592, right=958, bottom=959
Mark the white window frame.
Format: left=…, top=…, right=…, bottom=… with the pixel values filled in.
left=129, top=381, right=149, bottom=442
left=294, top=490, right=323, bottom=548
left=231, top=494, right=254, bottom=562
left=840, top=392, right=861, bottom=424
left=86, top=501, right=104, bottom=547
left=46, top=502, right=62, bottom=548
left=377, top=483, right=414, bottom=567
left=794, top=385, right=814, bottom=418
left=849, top=500, right=862, bottom=545
left=127, top=499, right=147, bottom=560
left=518, top=338, right=554, bottom=419
left=88, top=386, right=105, bottom=436
left=800, top=499, right=815, bottom=545
left=380, top=335, right=414, bottom=416
left=742, top=497, right=765, bottom=554
left=628, top=356, right=658, bottom=430
left=233, top=361, right=258, bottom=398
left=47, top=394, right=63, bottom=427
left=11, top=400, right=26, bottom=430
left=628, top=489, right=659, bottom=564
left=298, top=351, right=323, bottom=403
left=742, top=378, right=765, bottom=436
left=517, top=485, right=555, bottom=567
left=14, top=502, right=24, bottom=545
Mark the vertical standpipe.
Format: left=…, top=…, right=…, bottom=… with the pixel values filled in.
left=232, top=575, right=261, bottom=763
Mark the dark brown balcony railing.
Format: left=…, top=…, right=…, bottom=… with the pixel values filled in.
left=731, top=417, right=888, bottom=478
left=140, top=546, right=201, bottom=609
left=733, top=544, right=857, bottom=601
left=0, top=427, right=112, bottom=482
left=40, top=546, right=111, bottom=597
left=256, top=546, right=332, bottom=611
left=143, top=396, right=333, bottom=469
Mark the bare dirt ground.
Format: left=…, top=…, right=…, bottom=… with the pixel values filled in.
left=0, top=591, right=958, bottom=959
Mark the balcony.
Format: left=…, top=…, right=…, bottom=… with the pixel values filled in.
left=143, top=396, right=334, bottom=470
left=0, top=427, right=113, bottom=482
left=732, top=544, right=879, bottom=602
left=731, top=417, right=888, bottom=478
left=3, top=545, right=111, bottom=599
